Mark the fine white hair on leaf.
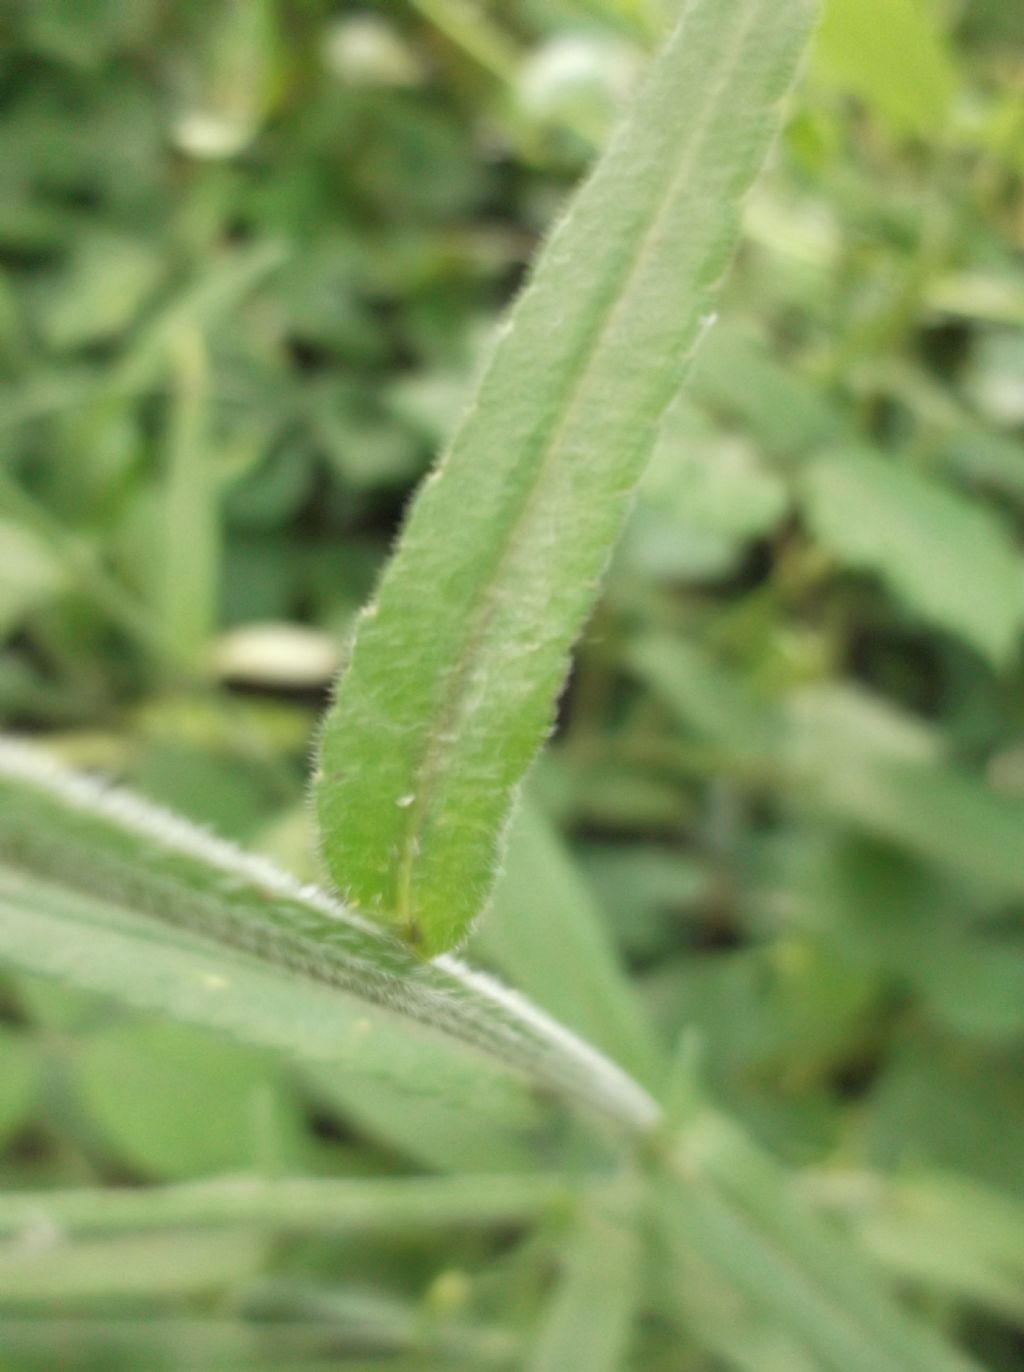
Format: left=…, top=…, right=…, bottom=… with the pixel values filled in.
left=0, top=737, right=658, bottom=1137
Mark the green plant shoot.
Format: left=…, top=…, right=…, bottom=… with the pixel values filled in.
left=316, top=0, right=815, bottom=954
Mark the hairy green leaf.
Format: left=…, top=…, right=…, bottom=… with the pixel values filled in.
left=0, top=743, right=983, bottom=1371
left=0, top=740, right=656, bottom=1144
left=315, top=0, right=815, bottom=954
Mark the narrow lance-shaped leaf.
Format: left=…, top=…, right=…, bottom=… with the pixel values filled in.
left=315, top=0, right=815, bottom=955
left=477, top=797, right=664, bottom=1089
left=526, top=1187, right=641, bottom=1372
left=0, top=1173, right=570, bottom=1240
left=0, top=740, right=657, bottom=1144
left=657, top=1111, right=984, bottom=1372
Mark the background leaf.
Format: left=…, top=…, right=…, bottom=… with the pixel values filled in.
left=800, top=447, right=1021, bottom=666
left=658, top=1112, right=983, bottom=1372
left=0, top=1028, right=35, bottom=1150
left=813, top=0, right=958, bottom=137
left=526, top=1189, right=640, bottom=1372
left=74, top=1020, right=301, bottom=1180
left=474, top=796, right=664, bottom=1089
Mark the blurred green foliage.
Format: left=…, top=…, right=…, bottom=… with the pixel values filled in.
left=1, top=0, right=1023, bottom=1367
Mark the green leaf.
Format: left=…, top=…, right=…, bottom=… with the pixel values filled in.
left=786, top=688, right=1024, bottom=899
left=626, top=634, right=780, bottom=763
left=526, top=1189, right=640, bottom=1372
left=0, top=1286, right=515, bottom=1365
left=657, top=1112, right=983, bottom=1372
left=0, top=1173, right=569, bottom=1240
left=75, top=1021, right=300, bottom=1180
left=111, top=241, right=285, bottom=397
left=0, top=1231, right=269, bottom=1305
left=801, top=448, right=1021, bottom=666
left=813, top=0, right=958, bottom=138
left=0, top=1028, right=36, bottom=1149
left=315, top=0, right=814, bottom=955
left=0, top=519, right=65, bottom=637
left=638, top=399, right=790, bottom=540
left=39, top=231, right=161, bottom=349
left=302, top=1061, right=556, bottom=1175
left=911, top=931, right=1024, bottom=1040
left=237, top=1281, right=521, bottom=1366
left=0, top=864, right=569, bottom=1167
left=408, top=0, right=519, bottom=83
left=0, top=739, right=656, bottom=1144
left=652, top=1232, right=821, bottom=1372
left=631, top=637, right=1024, bottom=902
left=816, top=1171, right=1024, bottom=1322
left=687, top=323, right=841, bottom=459
left=864, top=1035, right=1024, bottom=1197
left=474, top=797, right=664, bottom=1089
left=779, top=830, right=1024, bottom=1042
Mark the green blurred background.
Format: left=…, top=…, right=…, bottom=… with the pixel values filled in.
left=1, top=0, right=1024, bottom=1367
